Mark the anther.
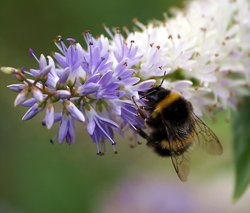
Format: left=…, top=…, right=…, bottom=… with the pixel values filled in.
left=66, top=38, right=76, bottom=43
left=97, top=152, right=102, bottom=156
left=132, top=17, right=139, bottom=24
left=129, top=40, right=135, bottom=54
left=200, top=27, right=207, bottom=32
left=115, top=27, right=121, bottom=34
left=28, top=48, right=40, bottom=63
left=21, top=67, right=25, bottom=74
left=54, top=35, right=63, bottom=42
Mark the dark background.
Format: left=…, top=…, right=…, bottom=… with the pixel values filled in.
left=0, top=0, right=249, bottom=212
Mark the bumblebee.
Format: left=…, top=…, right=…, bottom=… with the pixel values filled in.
left=133, top=85, right=223, bottom=182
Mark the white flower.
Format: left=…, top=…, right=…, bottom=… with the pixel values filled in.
left=126, top=0, right=250, bottom=115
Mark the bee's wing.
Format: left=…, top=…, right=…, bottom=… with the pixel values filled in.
left=163, top=120, right=191, bottom=182
left=170, top=151, right=190, bottom=182
left=192, top=113, right=223, bottom=155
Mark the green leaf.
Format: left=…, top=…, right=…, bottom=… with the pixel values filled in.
left=233, top=97, right=250, bottom=200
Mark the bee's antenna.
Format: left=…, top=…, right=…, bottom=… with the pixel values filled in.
left=159, top=71, right=167, bottom=87
left=132, top=96, right=139, bottom=109
left=137, top=71, right=167, bottom=100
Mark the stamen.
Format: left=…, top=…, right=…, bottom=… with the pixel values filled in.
left=112, top=144, right=118, bottom=154
left=83, top=31, right=94, bottom=46
left=93, top=57, right=106, bottom=73
left=115, top=27, right=121, bottom=34
left=100, top=141, right=106, bottom=155
left=29, top=48, right=39, bottom=63
left=123, top=26, right=130, bottom=36
left=128, top=135, right=136, bottom=148
left=117, top=34, right=124, bottom=58
left=96, top=143, right=102, bottom=156
left=50, top=134, right=57, bottom=144
left=132, top=18, right=145, bottom=30
left=54, top=35, right=67, bottom=55
left=128, top=40, right=135, bottom=54
left=103, top=25, right=114, bottom=39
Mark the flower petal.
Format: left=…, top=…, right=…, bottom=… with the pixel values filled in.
left=31, top=87, right=43, bottom=102
left=65, top=100, right=85, bottom=122
left=14, top=89, right=28, bottom=106
left=58, top=115, right=68, bottom=144
left=45, top=104, right=55, bottom=129
left=22, top=103, right=43, bottom=121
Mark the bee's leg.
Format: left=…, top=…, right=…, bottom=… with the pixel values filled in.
left=134, top=127, right=149, bottom=140
left=141, top=106, right=154, bottom=111
left=132, top=96, right=148, bottom=119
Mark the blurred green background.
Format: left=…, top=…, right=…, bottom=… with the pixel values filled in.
left=0, top=0, right=249, bottom=212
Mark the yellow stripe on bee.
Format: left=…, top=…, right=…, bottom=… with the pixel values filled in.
left=152, top=91, right=182, bottom=118
left=160, top=134, right=193, bottom=152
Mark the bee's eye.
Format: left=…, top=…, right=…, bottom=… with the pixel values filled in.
left=157, top=91, right=167, bottom=100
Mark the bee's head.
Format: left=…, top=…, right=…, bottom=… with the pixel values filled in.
left=139, top=86, right=171, bottom=106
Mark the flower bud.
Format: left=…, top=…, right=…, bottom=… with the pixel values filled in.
left=31, top=87, right=44, bottom=102
left=65, top=100, right=85, bottom=122
left=45, top=103, right=55, bottom=129
left=0, top=67, right=17, bottom=74
left=56, top=90, right=71, bottom=98
left=14, top=88, right=28, bottom=106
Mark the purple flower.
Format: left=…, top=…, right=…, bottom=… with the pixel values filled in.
left=29, top=50, right=52, bottom=79
left=5, top=32, right=154, bottom=154
left=58, top=114, right=76, bottom=144
left=54, top=42, right=84, bottom=71
left=82, top=33, right=112, bottom=75
left=31, top=86, right=44, bottom=102
left=7, top=84, right=26, bottom=92
left=111, top=33, right=141, bottom=66
left=22, top=98, right=37, bottom=107
left=65, top=100, right=85, bottom=122
left=54, top=39, right=86, bottom=83
left=45, top=104, right=55, bottom=129
left=86, top=107, right=119, bottom=154
left=14, top=88, right=28, bottom=106
left=22, top=103, right=44, bottom=121
left=55, top=90, right=71, bottom=98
